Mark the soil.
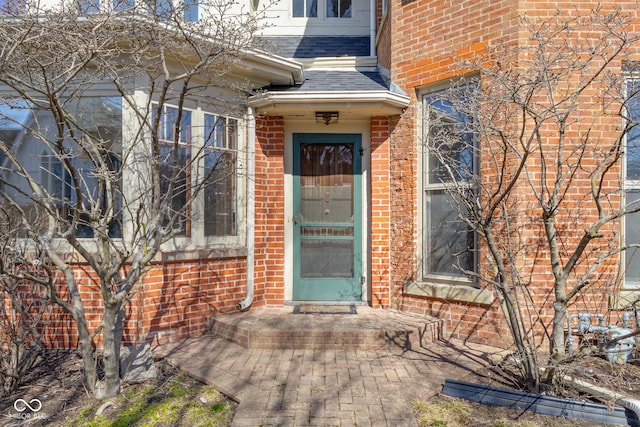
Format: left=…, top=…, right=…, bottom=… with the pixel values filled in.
left=0, top=350, right=236, bottom=426
left=423, top=349, right=640, bottom=427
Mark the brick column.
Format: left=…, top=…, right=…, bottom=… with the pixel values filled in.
left=370, top=116, right=391, bottom=308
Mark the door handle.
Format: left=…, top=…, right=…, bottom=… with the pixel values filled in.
left=293, top=215, right=298, bottom=225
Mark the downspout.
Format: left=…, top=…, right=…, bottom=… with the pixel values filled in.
left=239, top=107, right=256, bottom=310
left=370, top=0, right=376, bottom=57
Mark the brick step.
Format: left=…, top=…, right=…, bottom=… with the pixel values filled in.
left=208, top=306, right=443, bottom=351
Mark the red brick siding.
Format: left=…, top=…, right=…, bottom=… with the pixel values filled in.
left=28, top=257, right=248, bottom=348
left=370, top=116, right=391, bottom=307
left=254, top=115, right=286, bottom=305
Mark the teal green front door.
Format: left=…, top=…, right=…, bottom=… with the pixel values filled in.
left=293, top=133, right=362, bottom=301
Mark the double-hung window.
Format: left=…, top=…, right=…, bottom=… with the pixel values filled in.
left=625, top=79, right=640, bottom=288
left=422, top=83, right=477, bottom=282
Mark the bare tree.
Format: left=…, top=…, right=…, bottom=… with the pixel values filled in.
left=424, top=6, right=640, bottom=390
left=0, top=0, right=263, bottom=398
left=0, top=206, right=49, bottom=396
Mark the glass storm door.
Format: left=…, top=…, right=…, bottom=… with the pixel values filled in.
left=293, top=134, right=362, bottom=301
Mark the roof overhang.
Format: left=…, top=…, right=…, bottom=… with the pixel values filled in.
left=248, top=90, right=410, bottom=119
left=234, top=51, right=305, bottom=88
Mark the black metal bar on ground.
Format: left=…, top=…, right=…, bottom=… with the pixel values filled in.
left=442, top=379, right=640, bottom=426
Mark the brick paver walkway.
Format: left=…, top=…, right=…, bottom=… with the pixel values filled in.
left=155, top=336, right=504, bottom=426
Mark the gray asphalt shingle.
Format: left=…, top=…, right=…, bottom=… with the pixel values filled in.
left=260, top=36, right=370, bottom=58
left=268, top=70, right=388, bottom=92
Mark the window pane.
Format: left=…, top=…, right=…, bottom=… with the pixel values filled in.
left=159, top=143, right=190, bottom=235
left=0, top=0, right=25, bottom=13
left=293, top=0, right=316, bottom=17
left=340, top=0, right=350, bottom=17
left=307, top=0, right=317, bottom=17
left=78, top=0, right=100, bottom=13
left=203, top=115, right=238, bottom=237
left=628, top=80, right=640, bottom=181
left=113, top=0, right=135, bottom=12
left=625, top=190, right=640, bottom=286
left=327, top=0, right=337, bottom=17
left=299, top=143, right=354, bottom=223
left=184, top=0, right=198, bottom=21
left=150, top=0, right=172, bottom=18
left=204, top=150, right=236, bottom=236
left=425, top=190, right=473, bottom=277
left=425, top=97, right=475, bottom=184
left=0, top=97, right=123, bottom=238
left=327, top=0, right=349, bottom=17
left=292, top=0, right=304, bottom=17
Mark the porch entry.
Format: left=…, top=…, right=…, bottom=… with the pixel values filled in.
left=293, top=133, right=362, bottom=301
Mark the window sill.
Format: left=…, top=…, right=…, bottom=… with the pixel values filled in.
left=155, top=246, right=248, bottom=262
left=609, top=289, right=640, bottom=309
left=404, top=281, right=494, bottom=305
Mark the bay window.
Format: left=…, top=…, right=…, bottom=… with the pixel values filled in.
left=0, top=97, right=241, bottom=245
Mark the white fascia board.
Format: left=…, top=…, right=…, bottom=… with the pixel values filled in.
left=298, top=56, right=378, bottom=71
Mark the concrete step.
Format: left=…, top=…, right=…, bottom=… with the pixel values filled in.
left=208, top=306, right=443, bottom=351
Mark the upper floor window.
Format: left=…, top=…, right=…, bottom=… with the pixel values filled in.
left=293, top=0, right=351, bottom=18
left=292, top=0, right=316, bottom=17
left=326, top=0, right=350, bottom=18
left=422, top=82, right=477, bottom=282
left=78, top=0, right=199, bottom=21
left=625, top=79, right=640, bottom=288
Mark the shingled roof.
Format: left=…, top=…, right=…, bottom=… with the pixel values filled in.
left=261, top=36, right=371, bottom=59
left=267, top=70, right=388, bottom=92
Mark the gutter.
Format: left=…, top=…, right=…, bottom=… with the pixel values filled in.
left=238, top=107, right=256, bottom=311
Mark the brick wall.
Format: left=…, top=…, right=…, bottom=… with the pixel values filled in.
left=386, top=0, right=640, bottom=347
left=28, top=256, right=248, bottom=348
left=254, top=115, right=286, bottom=305
left=370, top=116, right=391, bottom=307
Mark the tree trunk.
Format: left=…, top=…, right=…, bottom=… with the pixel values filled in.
left=551, top=300, right=568, bottom=360
left=73, top=311, right=98, bottom=395
left=100, top=302, right=122, bottom=399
